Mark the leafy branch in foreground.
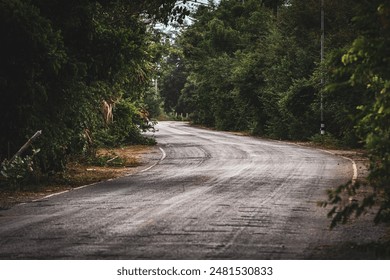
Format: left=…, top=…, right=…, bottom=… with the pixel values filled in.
left=318, top=181, right=377, bottom=229
left=320, top=178, right=390, bottom=229
left=319, top=0, right=390, bottom=228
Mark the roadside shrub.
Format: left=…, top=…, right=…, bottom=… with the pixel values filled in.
left=94, top=99, right=156, bottom=147
left=310, top=133, right=341, bottom=148
left=0, top=149, right=40, bottom=189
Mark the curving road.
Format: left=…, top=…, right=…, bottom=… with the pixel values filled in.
left=0, top=121, right=384, bottom=259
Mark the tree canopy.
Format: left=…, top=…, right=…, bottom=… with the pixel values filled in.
left=0, top=0, right=187, bottom=174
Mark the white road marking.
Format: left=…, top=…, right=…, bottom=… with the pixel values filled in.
left=32, top=147, right=167, bottom=202
left=311, top=147, right=358, bottom=183
left=287, top=142, right=358, bottom=183
left=139, top=147, right=166, bottom=173
left=32, top=190, right=71, bottom=202
left=340, top=155, right=358, bottom=183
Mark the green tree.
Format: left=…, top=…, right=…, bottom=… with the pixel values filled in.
left=159, top=46, right=188, bottom=114
left=0, top=0, right=189, bottom=176
left=324, top=0, right=390, bottom=226
left=0, top=0, right=74, bottom=171
left=162, top=0, right=275, bottom=131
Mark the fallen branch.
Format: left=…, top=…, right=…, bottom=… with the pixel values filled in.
left=106, top=156, right=119, bottom=163
left=10, top=130, right=42, bottom=162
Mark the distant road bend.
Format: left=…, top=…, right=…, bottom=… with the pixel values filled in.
left=0, top=121, right=384, bottom=259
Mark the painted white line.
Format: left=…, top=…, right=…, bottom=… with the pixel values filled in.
left=314, top=148, right=358, bottom=183
left=340, top=155, right=358, bottom=183
left=32, top=190, right=71, bottom=202
left=31, top=147, right=166, bottom=202
left=160, top=147, right=167, bottom=161
left=73, top=182, right=99, bottom=191
left=139, top=147, right=166, bottom=173
left=289, top=142, right=359, bottom=183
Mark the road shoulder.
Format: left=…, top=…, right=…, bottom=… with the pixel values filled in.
left=0, top=145, right=162, bottom=210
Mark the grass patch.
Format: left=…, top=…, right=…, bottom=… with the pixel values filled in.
left=0, top=145, right=156, bottom=209
left=309, top=133, right=342, bottom=149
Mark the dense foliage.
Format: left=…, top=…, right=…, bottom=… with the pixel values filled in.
left=0, top=0, right=188, bottom=180
left=158, top=0, right=389, bottom=226
left=322, top=0, right=390, bottom=227
left=160, top=0, right=358, bottom=140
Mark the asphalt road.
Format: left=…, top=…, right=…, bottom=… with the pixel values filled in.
left=0, top=121, right=384, bottom=259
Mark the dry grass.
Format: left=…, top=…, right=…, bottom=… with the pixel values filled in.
left=0, top=145, right=157, bottom=209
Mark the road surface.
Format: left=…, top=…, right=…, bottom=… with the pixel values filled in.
left=0, top=121, right=384, bottom=259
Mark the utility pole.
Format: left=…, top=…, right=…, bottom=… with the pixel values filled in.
left=320, top=0, right=325, bottom=135
left=155, top=77, right=158, bottom=95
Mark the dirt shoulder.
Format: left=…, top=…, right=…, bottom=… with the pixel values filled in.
left=293, top=143, right=390, bottom=259
left=293, top=142, right=370, bottom=182
left=0, top=145, right=161, bottom=210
